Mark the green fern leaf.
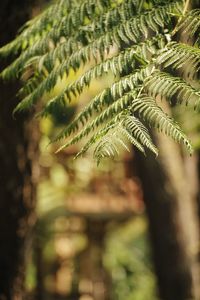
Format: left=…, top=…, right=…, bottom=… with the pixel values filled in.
left=145, top=71, right=200, bottom=109
left=1, top=0, right=199, bottom=160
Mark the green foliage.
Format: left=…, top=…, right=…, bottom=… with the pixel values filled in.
left=104, top=217, right=159, bottom=300
left=1, top=0, right=200, bottom=162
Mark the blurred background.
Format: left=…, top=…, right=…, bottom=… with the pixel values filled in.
left=0, top=1, right=200, bottom=300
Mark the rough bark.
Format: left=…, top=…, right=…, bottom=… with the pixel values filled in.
left=134, top=133, right=200, bottom=300
left=0, top=1, right=39, bottom=299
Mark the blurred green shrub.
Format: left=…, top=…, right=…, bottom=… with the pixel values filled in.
left=104, top=217, right=159, bottom=300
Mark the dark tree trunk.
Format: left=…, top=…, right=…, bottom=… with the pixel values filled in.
left=0, top=1, right=39, bottom=299
left=134, top=132, right=200, bottom=300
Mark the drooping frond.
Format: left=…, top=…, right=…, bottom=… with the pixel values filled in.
left=177, top=9, right=200, bottom=37
left=36, top=36, right=164, bottom=117
left=19, top=35, right=151, bottom=99
left=121, top=115, right=158, bottom=155
left=130, top=96, right=192, bottom=153
left=1, top=0, right=117, bottom=79
left=145, top=71, right=200, bottom=109
left=70, top=95, right=192, bottom=160
left=56, top=91, right=138, bottom=152
left=1, top=1, right=182, bottom=81
left=34, top=0, right=141, bottom=70
left=14, top=31, right=164, bottom=113
left=74, top=111, right=158, bottom=163
left=0, top=0, right=116, bottom=58
left=156, top=42, right=200, bottom=78
left=93, top=114, right=158, bottom=164
left=53, top=66, right=153, bottom=142
left=0, top=0, right=200, bottom=162
left=0, top=0, right=73, bottom=57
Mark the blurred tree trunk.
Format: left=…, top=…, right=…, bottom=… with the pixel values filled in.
left=0, top=1, right=39, bottom=299
left=134, top=132, right=200, bottom=300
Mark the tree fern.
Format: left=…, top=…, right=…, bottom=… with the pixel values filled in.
left=1, top=0, right=200, bottom=162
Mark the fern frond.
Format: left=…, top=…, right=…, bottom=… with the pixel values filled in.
left=0, top=0, right=116, bottom=79
left=53, top=66, right=153, bottom=142
left=177, top=9, right=200, bottom=36
left=1, top=0, right=182, bottom=81
left=0, top=0, right=126, bottom=76
left=93, top=128, right=141, bottom=164
left=56, top=91, right=139, bottom=153
left=145, top=71, right=200, bottom=109
left=130, top=96, right=192, bottom=153
left=38, top=36, right=165, bottom=118
left=122, top=115, right=158, bottom=154
left=75, top=111, right=156, bottom=163
left=156, top=42, right=200, bottom=77
left=37, top=0, right=140, bottom=70
left=1, top=0, right=200, bottom=160
left=21, top=37, right=149, bottom=99
left=75, top=113, right=146, bottom=158
left=0, top=0, right=119, bottom=59
left=75, top=117, right=123, bottom=158
left=75, top=95, right=192, bottom=162
left=13, top=34, right=157, bottom=114
left=93, top=114, right=158, bottom=163
left=0, top=0, right=74, bottom=57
